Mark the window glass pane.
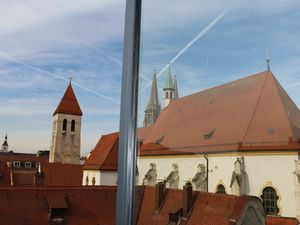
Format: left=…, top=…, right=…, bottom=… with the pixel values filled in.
left=137, top=0, right=299, bottom=223
left=0, top=1, right=125, bottom=224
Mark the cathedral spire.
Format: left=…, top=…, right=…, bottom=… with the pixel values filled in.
left=165, top=64, right=173, bottom=89
left=163, top=64, right=175, bottom=108
left=143, top=70, right=161, bottom=127
left=174, top=75, right=179, bottom=99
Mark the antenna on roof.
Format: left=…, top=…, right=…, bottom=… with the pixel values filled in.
left=265, top=48, right=271, bottom=71
left=69, top=75, right=72, bottom=84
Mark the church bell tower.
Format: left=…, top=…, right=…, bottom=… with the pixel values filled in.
left=163, top=64, right=178, bottom=108
left=49, top=81, right=82, bottom=164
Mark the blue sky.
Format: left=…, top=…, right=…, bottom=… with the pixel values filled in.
left=0, top=0, right=300, bottom=155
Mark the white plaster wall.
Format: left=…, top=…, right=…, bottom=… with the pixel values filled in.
left=83, top=170, right=117, bottom=186
left=137, top=153, right=298, bottom=218
left=100, top=171, right=118, bottom=186
left=83, top=170, right=100, bottom=185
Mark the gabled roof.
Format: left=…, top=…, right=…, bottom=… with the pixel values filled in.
left=53, top=83, right=83, bottom=116
left=84, top=132, right=119, bottom=170
left=137, top=187, right=263, bottom=225
left=141, top=70, right=300, bottom=155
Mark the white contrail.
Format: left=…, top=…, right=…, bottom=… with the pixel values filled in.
left=0, top=52, right=120, bottom=105
left=139, top=10, right=227, bottom=94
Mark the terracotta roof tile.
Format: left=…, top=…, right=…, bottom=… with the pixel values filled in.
left=141, top=71, right=300, bottom=155
left=53, top=83, right=83, bottom=116
left=266, top=216, right=299, bottom=225
left=84, top=132, right=119, bottom=170
left=0, top=154, right=83, bottom=187
left=0, top=186, right=267, bottom=225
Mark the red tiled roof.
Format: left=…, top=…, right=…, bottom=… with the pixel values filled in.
left=141, top=71, right=300, bottom=155
left=267, top=216, right=299, bottom=225
left=0, top=186, right=263, bottom=225
left=186, top=192, right=248, bottom=225
left=85, top=71, right=300, bottom=170
left=136, top=187, right=261, bottom=225
left=0, top=154, right=83, bottom=187
left=43, top=163, right=83, bottom=186
left=0, top=187, right=117, bottom=225
left=53, top=83, right=83, bottom=116
left=84, top=132, right=119, bottom=170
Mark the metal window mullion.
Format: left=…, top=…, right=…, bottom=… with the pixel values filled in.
left=116, top=0, right=142, bottom=225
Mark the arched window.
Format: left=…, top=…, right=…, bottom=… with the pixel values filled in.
left=216, top=184, right=226, bottom=194
left=166, top=92, right=169, bottom=98
left=85, top=176, right=89, bottom=185
left=170, top=92, right=173, bottom=98
left=261, top=187, right=279, bottom=215
left=92, top=177, right=96, bottom=186
left=63, top=119, right=67, bottom=131
left=71, top=120, right=75, bottom=131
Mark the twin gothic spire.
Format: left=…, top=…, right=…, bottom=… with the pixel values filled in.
left=143, top=65, right=179, bottom=127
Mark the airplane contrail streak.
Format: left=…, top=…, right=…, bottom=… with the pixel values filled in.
left=0, top=52, right=120, bottom=105
left=139, top=10, right=227, bottom=94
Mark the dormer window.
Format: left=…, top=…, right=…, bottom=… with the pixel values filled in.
left=13, top=161, right=21, bottom=168
left=25, top=162, right=32, bottom=168
left=49, top=208, right=68, bottom=224
left=203, top=129, right=215, bottom=140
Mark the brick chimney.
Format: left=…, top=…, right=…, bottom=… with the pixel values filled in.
left=155, top=181, right=166, bottom=211
left=183, top=182, right=193, bottom=218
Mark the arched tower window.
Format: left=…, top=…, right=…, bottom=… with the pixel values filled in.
left=71, top=120, right=75, bottom=131
left=92, top=176, right=96, bottom=186
left=63, top=119, right=67, bottom=131
left=166, top=92, right=169, bottom=98
left=261, top=187, right=279, bottom=215
left=170, top=92, right=173, bottom=99
left=216, top=184, right=226, bottom=194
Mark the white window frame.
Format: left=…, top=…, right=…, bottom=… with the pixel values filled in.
left=25, top=162, right=32, bottom=168
left=13, top=161, right=21, bottom=168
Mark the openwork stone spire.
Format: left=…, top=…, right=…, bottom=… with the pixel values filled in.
left=143, top=70, right=161, bottom=127
left=174, top=75, right=179, bottom=99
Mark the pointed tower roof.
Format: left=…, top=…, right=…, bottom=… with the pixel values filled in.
left=174, top=75, right=179, bottom=99
left=146, top=70, right=160, bottom=110
left=2, top=135, right=8, bottom=147
left=53, top=83, right=83, bottom=116
left=164, top=64, right=173, bottom=89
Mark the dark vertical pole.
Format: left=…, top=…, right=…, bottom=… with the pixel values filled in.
left=204, top=154, right=208, bottom=192
left=116, top=0, right=142, bottom=225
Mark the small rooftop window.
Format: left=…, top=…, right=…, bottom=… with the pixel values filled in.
left=49, top=208, right=67, bottom=224
left=25, top=162, right=32, bottom=168
left=203, top=129, right=215, bottom=140
left=155, top=135, right=165, bottom=144
left=13, top=161, right=20, bottom=168
left=267, top=128, right=275, bottom=134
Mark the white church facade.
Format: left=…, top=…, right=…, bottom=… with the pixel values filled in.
left=83, top=69, right=300, bottom=220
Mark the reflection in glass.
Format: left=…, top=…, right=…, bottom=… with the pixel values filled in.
left=136, top=0, right=300, bottom=223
